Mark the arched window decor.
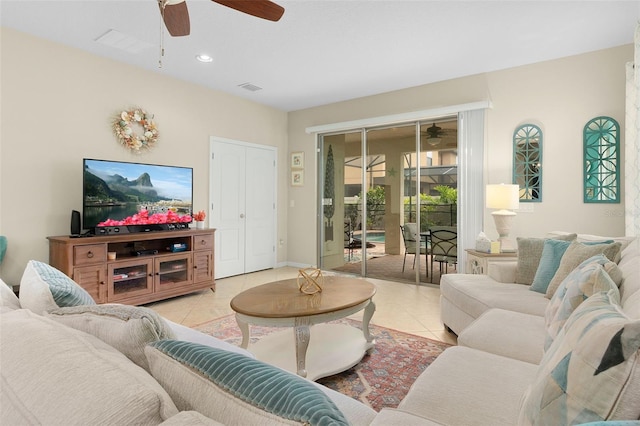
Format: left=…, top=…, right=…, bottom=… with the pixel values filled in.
left=584, top=116, right=620, bottom=203
left=513, top=124, right=542, bottom=202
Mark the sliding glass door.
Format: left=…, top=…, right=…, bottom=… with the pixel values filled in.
left=318, top=117, right=458, bottom=285
left=318, top=131, right=363, bottom=274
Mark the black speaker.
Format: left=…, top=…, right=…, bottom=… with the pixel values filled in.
left=70, top=210, right=81, bottom=236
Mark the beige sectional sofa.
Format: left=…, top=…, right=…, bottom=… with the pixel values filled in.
left=1, top=231, right=639, bottom=425
left=1, top=260, right=378, bottom=425
left=406, top=233, right=639, bottom=425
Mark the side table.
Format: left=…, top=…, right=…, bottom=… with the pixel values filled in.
left=465, top=249, right=517, bottom=275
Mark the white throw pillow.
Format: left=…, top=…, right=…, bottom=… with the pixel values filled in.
left=19, top=260, right=95, bottom=315
left=543, top=255, right=620, bottom=350
left=545, top=241, right=622, bottom=299
left=0, top=278, right=20, bottom=311
left=1, top=309, right=178, bottom=425
left=46, top=304, right=176, bottom=372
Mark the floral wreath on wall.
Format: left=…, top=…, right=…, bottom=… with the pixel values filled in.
left=113, top=108, right=158, bottom=153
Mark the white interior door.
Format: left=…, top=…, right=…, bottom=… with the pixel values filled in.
left=211, top=138, right=276, bottom=278
left=245, top=147, right=276, bottom=272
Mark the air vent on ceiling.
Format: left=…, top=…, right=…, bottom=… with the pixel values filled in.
left=95, top=29, right=153, bottom=54
left=238, top=82, right=263, bottom=92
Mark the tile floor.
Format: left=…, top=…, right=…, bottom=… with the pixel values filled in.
left=147, top=267, right=457, bottom=345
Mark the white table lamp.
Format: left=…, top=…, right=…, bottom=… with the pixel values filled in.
left=486, top=184, right=519, bottom=252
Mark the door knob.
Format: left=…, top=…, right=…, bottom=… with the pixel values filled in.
left=240, top=214, right=245, bottom=219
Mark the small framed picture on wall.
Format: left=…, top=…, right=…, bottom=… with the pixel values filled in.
left=291, top=170, right=304, bottom=186
left=291, top=152, right=304, bottom=169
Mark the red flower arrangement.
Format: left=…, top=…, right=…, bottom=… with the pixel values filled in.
left=193, top=210, right=206, bottom=221
left=98, top=210, right=192, bottom=227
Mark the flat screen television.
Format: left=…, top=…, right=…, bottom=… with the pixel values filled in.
left=83, top=158, right=193, bottom=233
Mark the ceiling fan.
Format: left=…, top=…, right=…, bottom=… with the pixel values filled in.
left=159, top=0, right=285, bottom=37
left=422, top=123, right=456, bottom=146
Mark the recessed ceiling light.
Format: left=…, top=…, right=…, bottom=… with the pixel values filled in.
left=196, top=54, right=213, bottom=63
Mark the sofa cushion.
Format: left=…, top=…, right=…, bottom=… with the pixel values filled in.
left=544, top=255, right=621, bottom=350
left=309, top=381, right=378, bottom=425
left=370, top=408, right=444, bottom=425
left=619, top=239, right=640, bottom=310
left=623, top=291, right=640, bottom=320
left=19, top=260, right=95, bottom=315
left=160, top=411, right=225, bottom=425
left=516, top=234, right=576, bottom=285
left=145, top=339, right=350, bottom=426
left=46, top=304, right=176, bottom=372
left=164, top=318, right=255, bottom=358
left=519, top=290, right=640, bottom=424
left=547, top=231, right=635, bottom=250
left=440, top=274, right=549, bottom=321
left=398, top=346, right=538, bottom=425
left=545, top=240, right=622, bottom=299
left=0, top=278, right=20, bottom=311
left=458, top=309, right=545, bottom=364
left=1, top=309, right=178, bottom=425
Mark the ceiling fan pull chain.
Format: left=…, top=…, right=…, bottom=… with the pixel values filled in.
left=158, top=0, right=165, bottom=68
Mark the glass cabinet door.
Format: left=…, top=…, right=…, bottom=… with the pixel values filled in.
left=108, top=259, right=154, bottom=302
left=154, top=253, right=192, bottom=292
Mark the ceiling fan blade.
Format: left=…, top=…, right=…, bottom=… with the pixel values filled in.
left=213, top=0, right=285, bottom=22
left=160, top=1, right=190, bottom=36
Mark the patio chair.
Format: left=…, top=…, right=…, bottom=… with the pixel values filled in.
left=429, top=226, right=457, bottom=283
left=401, top=223, right=428, bottom=275
left=344, top=221, right=356, bottom=261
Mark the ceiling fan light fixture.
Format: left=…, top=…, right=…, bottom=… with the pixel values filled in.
left=196, top=54, right=213, bottom=63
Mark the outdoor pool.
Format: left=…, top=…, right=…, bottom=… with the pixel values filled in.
left=354, top=231, right=385, bottom=243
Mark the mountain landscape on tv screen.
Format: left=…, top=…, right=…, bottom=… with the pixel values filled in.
left=84, top=169, right=170, bottom=204
left=83, top=160, right=193, bottom=229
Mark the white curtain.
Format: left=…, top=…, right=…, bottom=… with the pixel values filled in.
left=457, top=109, right=485, bottom=273
left=625, top=21, right=640, bottom=237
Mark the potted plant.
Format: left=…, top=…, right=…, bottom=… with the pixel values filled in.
left=193, top=210, right=206, bottom=229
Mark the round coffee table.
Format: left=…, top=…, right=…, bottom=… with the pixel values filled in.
left=230, top=276, right=376, bottom=380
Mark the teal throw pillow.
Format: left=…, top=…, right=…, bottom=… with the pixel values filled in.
left=530, top=239, right=615, bottom=294
left=515, top=234, right=577, bottom=285
left=146, top=340, right=349, bottom=426
left=530, top=239, right=572, bottom=293
left=545, top=240, right=620, bottom=299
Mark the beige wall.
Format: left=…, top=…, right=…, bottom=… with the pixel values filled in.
left=0, top=27, right=632, bottom=283
left=288, top=45, right=632, bottom=268
left=0, top=28, right=288, bottom=284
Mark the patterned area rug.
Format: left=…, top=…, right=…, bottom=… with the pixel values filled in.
left=193, top=315, right=452, bottom=412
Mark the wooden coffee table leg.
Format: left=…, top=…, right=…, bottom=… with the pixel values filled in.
left=235, top=315, right=250, bottom=349
left=362, top=299, right=376, bottom=344
left=294, top=317, right=311, bottom=378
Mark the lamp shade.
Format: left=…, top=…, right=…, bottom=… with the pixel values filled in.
left=486, top=184, right=519, bottom=210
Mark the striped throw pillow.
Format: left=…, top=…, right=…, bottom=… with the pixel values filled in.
left=19, top=260, right=95, bottom=315
left=145, top=340, right=349, bottom=426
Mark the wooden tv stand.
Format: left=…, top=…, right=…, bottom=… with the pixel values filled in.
left=48, top=229, right=215, bottom=306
